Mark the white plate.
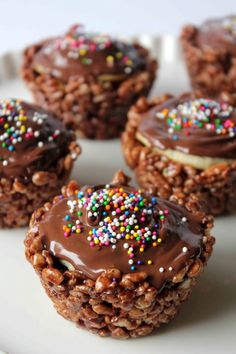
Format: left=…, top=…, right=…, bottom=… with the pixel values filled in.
left=0, top=37, right=235, bottom=354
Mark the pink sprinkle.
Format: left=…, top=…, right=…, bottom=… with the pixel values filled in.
left=89, top=43, right=96, bottom=51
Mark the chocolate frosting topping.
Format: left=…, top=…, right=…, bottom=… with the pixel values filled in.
left=0, top=99, right=73, bottom=180
left=39, top=183, right=204, bottom=290
left=138, top=94, right=236, bottom=158
left=32, top=24, right=146, bottom=81
left=195, top=15, right=236, bottom=55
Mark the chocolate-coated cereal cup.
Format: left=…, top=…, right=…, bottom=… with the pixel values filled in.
left=25, top=171, right=214, bottom=339
left=0, top=98, right=80, bottom=227
left=181, top=15, right=236, bottom=95
left=22, top=24, right=157, bottom=139
left=122, top=92, right=236, bottom=215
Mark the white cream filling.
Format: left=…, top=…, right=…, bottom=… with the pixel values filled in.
left=136, top=132, right=235, bottom=170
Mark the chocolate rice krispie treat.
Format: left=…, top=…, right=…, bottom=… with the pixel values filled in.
left=0, top=98, right=80, bottom=228
left=25, top=171, right=214, bottom=339
left=22, top=24, right=157, bottom=139
left=181, top=15, right=236, bottom=95
left=122, top=93, right=236, bottom=215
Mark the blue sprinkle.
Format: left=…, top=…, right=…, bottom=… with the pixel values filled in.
left=173, top=134, right=179, bottom=141
left=151, top=197, right=157, bottom=205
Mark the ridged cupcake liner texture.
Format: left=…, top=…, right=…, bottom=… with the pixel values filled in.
left=25, top=178, right=214, bottom=339
left=122, top=95, right=236, bottom=215
left=22, top=42, right=157, bottom=139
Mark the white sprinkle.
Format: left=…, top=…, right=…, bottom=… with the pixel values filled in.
left=181, top=217, right=187, bottom=223
left=182, top=246, right=188, bottom=253
left=123, top=243, right=129, bottom=249
left=124, top=67, right=132, bottom=74
left=38, top=141, right=44, bottom=148
left=168, top=266, right=173, bottom=271
left=159, top=267, right=164, bottom=273
left=2, top=160, right=8, bottom=166
left=128, top=259, right=134, bottom=265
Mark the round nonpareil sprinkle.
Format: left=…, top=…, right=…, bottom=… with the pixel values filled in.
left=57, top=24, right=135, bottom=73
left=62, top=186, right=171, bottom=270
left=156, top=98, right=236, bottom=141
left=0, top=99, right=60, bottom=166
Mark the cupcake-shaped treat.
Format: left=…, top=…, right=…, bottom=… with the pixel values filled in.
left=0, top=98, right=80, bottom=227
left=181, top=15, right=236, bottom=95
left=25, top=171, right=214, bottom=339
left=122, top=93, right=236, bottom=215
left=22, top=24, right=157, bottom=139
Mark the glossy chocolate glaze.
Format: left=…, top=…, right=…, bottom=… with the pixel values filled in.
left=39, top=184, right=204, bottom=290
left=0, top=100, right=73, bottom=180
left=31, top=25, right=146, bottom=81
left=138, top=94, right=236, bottom=158
left=195, top=15, right=236, bottom=55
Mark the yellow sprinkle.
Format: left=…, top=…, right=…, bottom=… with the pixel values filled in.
left=4, top=123, right=8, bottom=129
left=79, top=49, right=87, bottom=56
left=76, top=229, right=81, bottom=234
left=134, top=225, right=139, bottom=230
left=126, top=59, right=133, bottom=66
left=116, top=51, right=123, bottom=59
left=147, top=260, right=153, bottom=265
left=140, top=248, right=144, bottom=253
left=125, top=235, right=130, bottom=240
left=106, top=55, right=114, bottom=63
left=157, top=238, right=162, bottom=243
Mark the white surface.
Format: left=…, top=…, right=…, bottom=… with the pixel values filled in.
left=0, top=0, right=236, bottom=53
left=0, top=38, right=235, bottom=354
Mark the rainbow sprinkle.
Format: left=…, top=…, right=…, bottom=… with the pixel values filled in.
left=62, top=186, right=170, bottom=271
left=0, top=98, right=60, bottom=167
left=57, top=24, right=134, bottom=73
left=156, top=98, right=236, bottom=140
